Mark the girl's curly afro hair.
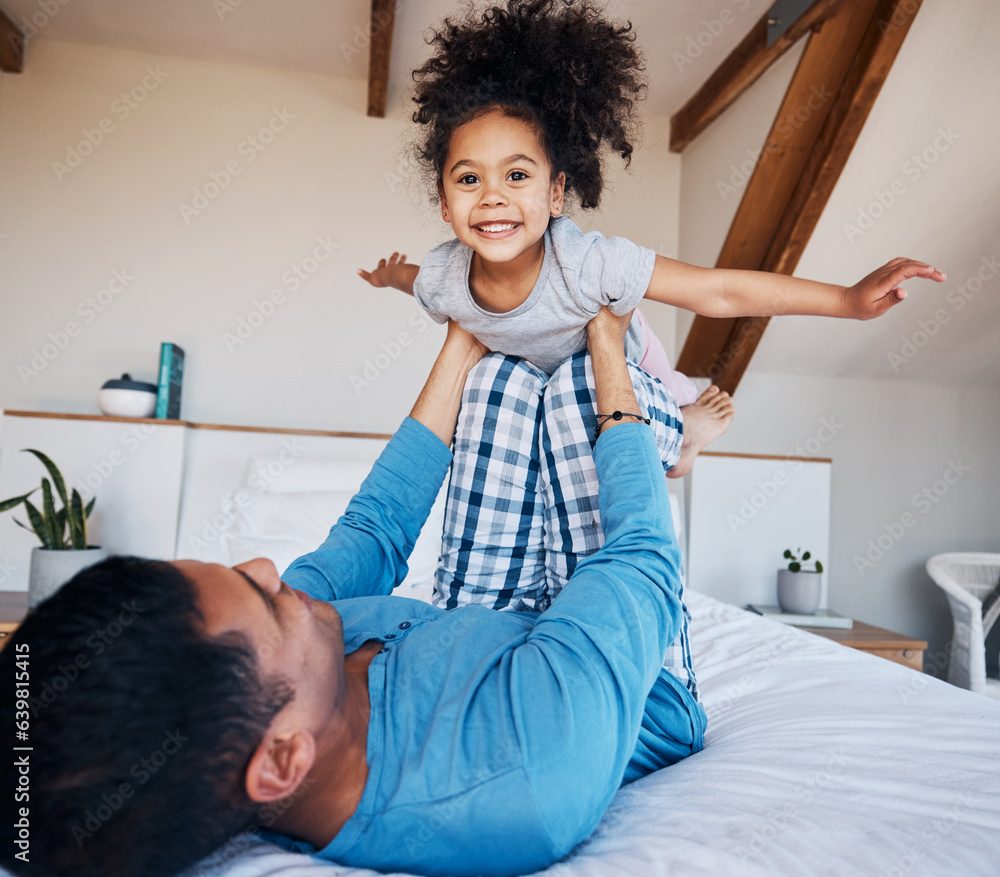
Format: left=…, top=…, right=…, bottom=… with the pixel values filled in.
left=411, top=0, right=647, bottom=210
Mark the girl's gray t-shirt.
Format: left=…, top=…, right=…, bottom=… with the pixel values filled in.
left=413, top=216, right=656, bottom=375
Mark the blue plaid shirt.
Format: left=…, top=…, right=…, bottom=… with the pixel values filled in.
left=265, top=417, right=705, bottom=876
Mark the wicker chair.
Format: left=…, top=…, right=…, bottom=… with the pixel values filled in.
left=926, top=553, right=1000, bottom=699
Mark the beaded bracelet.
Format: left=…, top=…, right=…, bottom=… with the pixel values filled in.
left=594, top=410, right=650, bottom=440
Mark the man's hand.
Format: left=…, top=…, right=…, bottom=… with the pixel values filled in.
left=357, top=252, right=419, bottom=295
left=844, top=257, right=947, bottom=320
left=586, top=308, right=641, bottom=438
left=586, top=307, right=633, bottom=354
left=409, top=321, right=488, bottom=447
left=443, top=320, right=489, bottom=370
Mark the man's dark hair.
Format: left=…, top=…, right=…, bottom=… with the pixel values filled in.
left=0, top=556, right=293, bottom=877
left=411, top=0, right=647, bottom=210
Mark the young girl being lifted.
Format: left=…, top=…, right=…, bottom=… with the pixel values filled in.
left=360, top=0, right=944, bottom=477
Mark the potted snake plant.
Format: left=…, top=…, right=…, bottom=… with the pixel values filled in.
left=0, top=449, right=105, bottom=607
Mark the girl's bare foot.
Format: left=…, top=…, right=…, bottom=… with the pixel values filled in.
left=667, top=386, right=734, bottom=479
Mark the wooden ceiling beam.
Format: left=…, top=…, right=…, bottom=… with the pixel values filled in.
left=1, top=5, right=24, bottom=73
left=677, top=0, right=880, bottom=386
left=366, top=0, right=397, bottom=118
left=704, top=0, right=925, bottom=392
left=669, top=0, right=842, bottom=153
left=677, top=0, right=922, bottom=393
left=764, top=0, right=925, bottom=277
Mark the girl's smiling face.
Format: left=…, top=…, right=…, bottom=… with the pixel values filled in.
left=438, top=110, right=565, bottom=271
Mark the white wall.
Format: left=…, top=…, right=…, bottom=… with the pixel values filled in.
left=676, top=11, right=1000, bottom=669
left=710, top=372, right=1000, bottom=670
left=0, top=39, right=680, bottom=434
left=8, top=22, right=993, bottom=673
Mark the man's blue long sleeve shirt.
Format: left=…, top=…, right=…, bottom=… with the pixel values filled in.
left=269, top=417, right=705, bottom=876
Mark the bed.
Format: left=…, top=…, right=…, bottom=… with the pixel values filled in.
left=163, top=432, right=1000, bottom=876
left=179, top=587, right=1000, bottom=877
left=175, top=469, right=1000, bottom=877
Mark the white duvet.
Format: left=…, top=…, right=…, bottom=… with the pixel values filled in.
left=185, top=592, right=1000, bottom=877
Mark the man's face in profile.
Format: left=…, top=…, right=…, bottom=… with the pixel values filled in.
left=173, top=558, right=348, bottom=726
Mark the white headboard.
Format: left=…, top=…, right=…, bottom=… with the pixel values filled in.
left=1, top=411, right=688, bottom=599
left=686, top=451, right=832, bottom=609
left=175, top=426, right=393, bottom=563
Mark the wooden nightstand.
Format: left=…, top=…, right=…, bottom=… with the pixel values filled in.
left=800, top=619, right=927, bottom=671
left=0, top=591, right=29, bottom=651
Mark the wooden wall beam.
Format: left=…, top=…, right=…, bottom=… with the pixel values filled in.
left=676, top=0, right=922, bottom=393
left=1, top=5, right=24, bottom=73
left=366, top=0, right=397, bottom=118
left=669, top=0, right=842, bottom=153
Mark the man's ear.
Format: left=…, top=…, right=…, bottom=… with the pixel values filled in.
left=550, top=172, right=566, bottom=217
left=245, top=729, right=316, bottom=803
left=438, top=181, right=451, bottom=223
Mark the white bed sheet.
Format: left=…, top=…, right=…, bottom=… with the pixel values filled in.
left=185, top=591, right=1000, bottom=877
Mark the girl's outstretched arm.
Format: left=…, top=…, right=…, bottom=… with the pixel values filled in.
left=643, top=254, right=946, bottom=320
left=358, top=251, right=420, bottom=295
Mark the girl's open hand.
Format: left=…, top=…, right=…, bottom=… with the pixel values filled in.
left=358, top=252, right=408, bottom=288
left=845, top=258, right=947, bottom=320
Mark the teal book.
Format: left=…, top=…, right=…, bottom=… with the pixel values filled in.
left=155, top=343, right=185, bottom=420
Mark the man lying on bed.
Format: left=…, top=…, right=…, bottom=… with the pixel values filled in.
left=1, top=311, right=703, bottom=877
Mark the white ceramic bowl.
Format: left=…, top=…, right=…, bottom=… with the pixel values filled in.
left=98, top=387, right=157, bottom=418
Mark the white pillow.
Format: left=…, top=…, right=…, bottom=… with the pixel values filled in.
left=221, top=490, right=353, bottom=574
left=220, top=485, right=446, bottom=593
left=241, top=454, right=375, bottom=494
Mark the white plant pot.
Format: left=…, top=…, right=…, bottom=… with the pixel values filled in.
left=776, top=568, right=822, bottom=615
left=28, top=547, right=108, bottom=608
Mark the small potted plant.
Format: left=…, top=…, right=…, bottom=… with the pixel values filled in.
left=777, top=548, right=824, bottom=615
left=0, top=449, right=105, bottom=607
